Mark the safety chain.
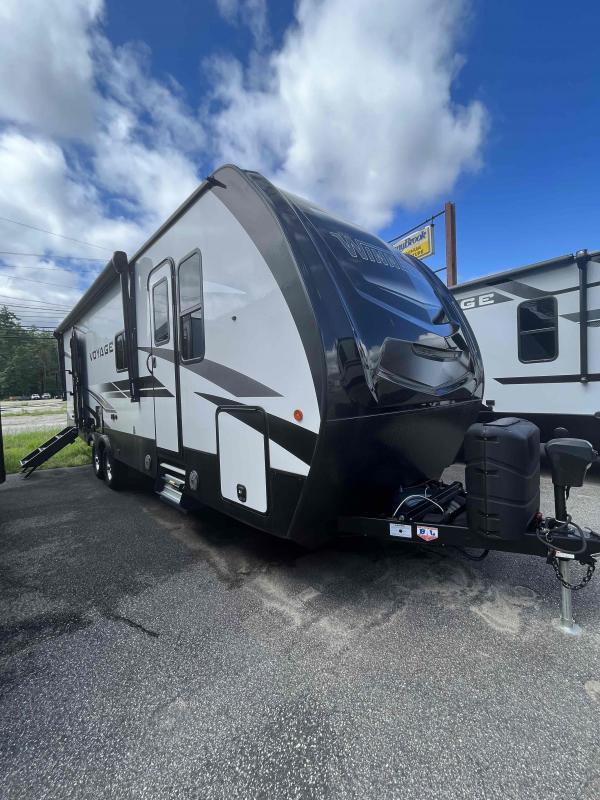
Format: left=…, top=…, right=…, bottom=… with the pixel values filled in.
left=550, top=556, right=596, bottom=591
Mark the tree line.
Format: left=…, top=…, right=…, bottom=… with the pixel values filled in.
left=0, top=307, right=61, bottom=398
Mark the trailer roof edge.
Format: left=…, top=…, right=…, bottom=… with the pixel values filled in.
left=54, top=171, right=230, bottom=335
left=451, top=248, right=600, bottom=293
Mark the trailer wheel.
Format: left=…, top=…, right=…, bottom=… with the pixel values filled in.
left=92, top=440, right=104, bottom=479
left=103, top=448, right=127, bottom=491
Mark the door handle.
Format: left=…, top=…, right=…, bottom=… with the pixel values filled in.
left=146, top=354, right=156, bottom=372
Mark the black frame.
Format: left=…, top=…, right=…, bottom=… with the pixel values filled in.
left=517, top=296, right=558, bottom=364
left=152, top=277, right=170, bottom=346
left=114, top=330, right=128, bottom=373
left=177, top=248, right=205, bottom=363
left=337, top=514, right=600, bottom=560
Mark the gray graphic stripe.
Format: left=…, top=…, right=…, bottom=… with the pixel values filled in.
left=561, top=308, right=600, bottom=324
left=138, top=346, right=281, bottom=398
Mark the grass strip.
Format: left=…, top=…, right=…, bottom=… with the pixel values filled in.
left=2, top=427, right=90, bottom=474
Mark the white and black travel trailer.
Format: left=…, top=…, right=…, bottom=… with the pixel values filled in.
left=17, top=164, right=600, bottom=629
left=44, top=164, right=485, bottom=546
left=452, top=250, right=600, bottom=446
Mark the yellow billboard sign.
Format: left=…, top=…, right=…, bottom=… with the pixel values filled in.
left=392, top=224, right=434, bottom=259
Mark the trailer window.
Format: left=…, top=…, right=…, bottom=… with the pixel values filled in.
left=152, top=279, right=170, bottom=345
left=115, top=331, right=127, bottom=372
left=518, top=297, right=558, bottom=363
left=178, top=250, right=204, bottom=361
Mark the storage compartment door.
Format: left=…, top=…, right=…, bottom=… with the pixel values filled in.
left=217, top=408, right=268, bottom=513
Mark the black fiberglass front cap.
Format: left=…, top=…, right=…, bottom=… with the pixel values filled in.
left=287, top=194, right=483, bottom=412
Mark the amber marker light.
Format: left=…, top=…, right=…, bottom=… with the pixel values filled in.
left=293, top=409, right=303, bottom=422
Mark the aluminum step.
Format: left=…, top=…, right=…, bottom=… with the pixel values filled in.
left=156, top=463, right=187, bottom=510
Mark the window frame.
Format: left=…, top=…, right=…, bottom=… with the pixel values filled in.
left=517, top=296, right=558, bottom=364
left=114, top=329, right=128, bottom=373
left=177, top=248, right=205, bottom=363
left=152, top=276, right=171, bottom=346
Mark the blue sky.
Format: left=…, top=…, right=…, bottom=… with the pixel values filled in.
left=0, top=0, right=598, bottom=326
left=108, top=0, right=600, bottom=280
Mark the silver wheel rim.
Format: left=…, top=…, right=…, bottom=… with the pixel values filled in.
left=94, top=452, right=101, bottom=472
left=106, top=457, right=112, bottom=482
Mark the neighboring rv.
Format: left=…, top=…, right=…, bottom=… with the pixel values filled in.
left=51, top=165, right=483, bottom=546
left=452, top=249, right=600, bottom=446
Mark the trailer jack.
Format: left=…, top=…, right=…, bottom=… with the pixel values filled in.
left=544, top=436, right=598, bottom=634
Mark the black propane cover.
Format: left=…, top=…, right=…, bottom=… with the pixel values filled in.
left=465, top=417, right=540, bottom=539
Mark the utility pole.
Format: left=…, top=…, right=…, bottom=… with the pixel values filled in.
left=445, top=201, right=457, bottom=287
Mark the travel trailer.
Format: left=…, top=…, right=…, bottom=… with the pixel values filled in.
left=452, top=250, right=600, bottom=446
left=46, top=164, right=486, bottom=546
left=16, top=165, right=600, bottom=629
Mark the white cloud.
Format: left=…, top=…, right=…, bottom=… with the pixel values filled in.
left=0, top=0, right=103, bottom=139
left=0, top=0, right=205, bottom=319
left=0, top=0, right=487, bottom=324
left=210, top=0, right=486, bottom=228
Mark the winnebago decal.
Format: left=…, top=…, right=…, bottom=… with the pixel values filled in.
left=329, top=231, right=400, bottom=268
left=89, top=341, right=114, bottom=362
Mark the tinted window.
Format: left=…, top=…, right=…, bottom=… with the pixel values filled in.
left=178, top=251, right=204, bottom=361
left=115, top=331, right=127, bottom=371
left=518, top=297, right=557, bottom=362
left=179, top=251, right=202, bottom=311
left=153, top=279, right=170, bottom=344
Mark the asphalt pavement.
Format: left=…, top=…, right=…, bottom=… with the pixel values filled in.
left=1, top=463, right=600, bottom=799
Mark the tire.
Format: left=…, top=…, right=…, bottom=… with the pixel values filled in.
left=92, top=440, right=104, bottom=479
left=103, top=447, right=127, bottom=491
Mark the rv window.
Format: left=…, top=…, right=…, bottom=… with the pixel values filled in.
left=115, top=331, right=127, bottom=372
left=152, top=279, right=170, bottom=344
left=179, top=251, right=202, bottom=312
left=178, top=251, right=204, bottom=361
left=518, top=297, right=558, bottom=363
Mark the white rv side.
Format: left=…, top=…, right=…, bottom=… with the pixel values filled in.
left=452, top=249, right=600, bottom=445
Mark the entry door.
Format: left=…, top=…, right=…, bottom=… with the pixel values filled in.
left=148, top=261, right=179, bottom=452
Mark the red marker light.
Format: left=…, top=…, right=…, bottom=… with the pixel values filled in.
left=293, top=409, right=303, bottom=422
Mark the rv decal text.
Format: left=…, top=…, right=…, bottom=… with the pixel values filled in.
left=459, top=291, right=511, bottom=310
left=329, top=232, right=399, bottom=268
left=89, top=342, right=114, bottom=362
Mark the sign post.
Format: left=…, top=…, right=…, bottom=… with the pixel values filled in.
left=445, top=201, right=457, bottom=287
left=391, top=224, right=435, bottom=260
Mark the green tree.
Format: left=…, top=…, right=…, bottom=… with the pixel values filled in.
left=0, top=306, right=59, bottom=398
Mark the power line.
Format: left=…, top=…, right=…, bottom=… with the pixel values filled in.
left=0, top=262, right=99, bottom=272
left=8, top=318, right=61, bottom=323
left=0, top=295, right=73, bottom=307
left=0, top=215, right=111, bottom=251
left=0, top=251, right=105, bottom=261
left=0, top=304, right=71, bottom=312
left=0, top=274, right=83, bottom=290
left=388, top=208, right=446, bottom=244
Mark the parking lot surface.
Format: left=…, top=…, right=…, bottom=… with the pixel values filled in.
left=1, top=400, right=67, bottom=432
left=1, top=464, right=600, bottom=799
